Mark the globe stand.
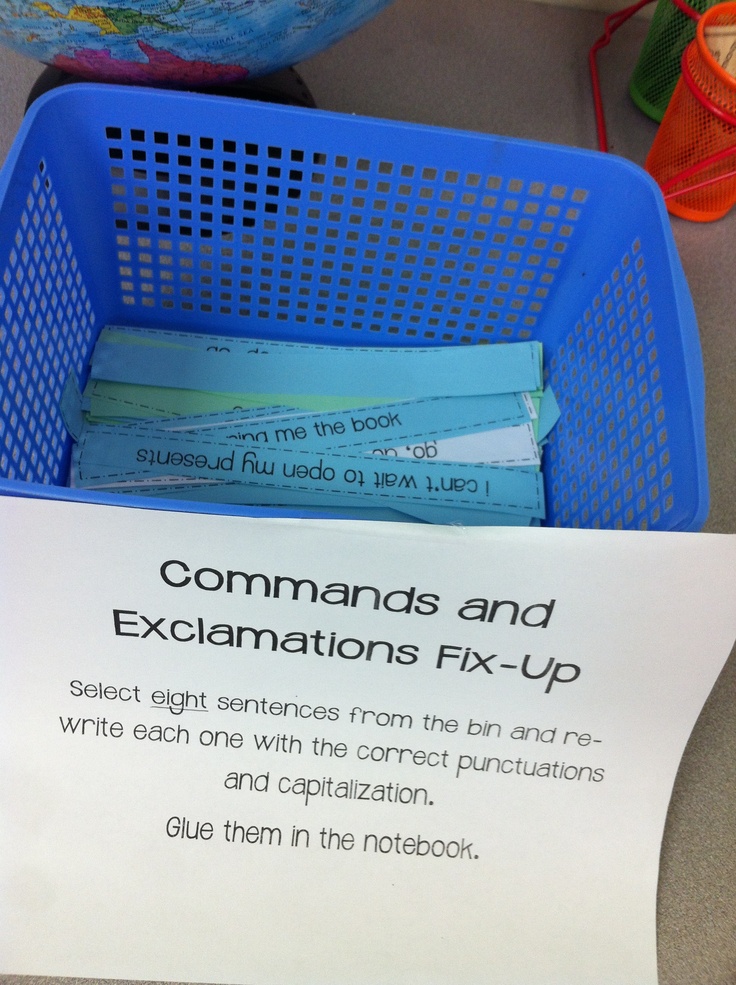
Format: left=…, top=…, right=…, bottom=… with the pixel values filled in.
left=25, top=64, right=317, bottom=113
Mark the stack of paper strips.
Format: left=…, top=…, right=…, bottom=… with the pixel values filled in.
left=65, top=326, right=560, bottom=525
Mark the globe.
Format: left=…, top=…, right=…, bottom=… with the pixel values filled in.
left=0, top=0, right=395, bottom=86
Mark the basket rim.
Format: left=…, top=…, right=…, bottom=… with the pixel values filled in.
left=15, top=80, right=668, bottom=188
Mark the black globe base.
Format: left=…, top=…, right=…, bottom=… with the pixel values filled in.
left=25, top=64, right=317, bottom=112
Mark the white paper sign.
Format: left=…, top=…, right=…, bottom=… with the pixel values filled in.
left=1, top=497, right=735, bottom=985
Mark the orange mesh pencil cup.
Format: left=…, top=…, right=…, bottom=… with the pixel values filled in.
left=645, top=1, right=736, bottom=220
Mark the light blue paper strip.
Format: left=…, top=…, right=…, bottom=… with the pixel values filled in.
left=127, top=393, right=532, bottom=452
left=83, top=378, right=392, bottom=420
left=375, top=422, right=541, bottom=467
left=91, top=326, right=542, bottom=398
left=135, top=405, right=297, bottom=432
left=73, top=426, right=545, bottom=518
left=75, top=474, right=419, bottom=522
left=70, top=472, right=417, bottom=519
left=60, top=374, right=85, bottom=441
left=537, top=386, right=561, bottom=443
left=391, top=504, right=533, bottom=526
left=70, top=470, right=532, bottom=526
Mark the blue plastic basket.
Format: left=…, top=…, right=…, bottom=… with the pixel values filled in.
left=0, top=84, right=708, bottom=529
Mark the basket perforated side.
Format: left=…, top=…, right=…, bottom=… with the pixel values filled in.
left=545, top=238, right=679, bottom=529
left=101, top=119, right=593, bottom=344
left=0, top=159, right=97, bottom=484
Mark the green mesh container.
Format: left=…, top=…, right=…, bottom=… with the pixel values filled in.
left=629, top=0, right=717, bottom=121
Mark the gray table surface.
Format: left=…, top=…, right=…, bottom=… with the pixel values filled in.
left=0, top=1, right=734, bottom=983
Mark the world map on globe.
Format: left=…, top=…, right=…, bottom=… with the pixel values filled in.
left=0, top=0, right=394, bottom=85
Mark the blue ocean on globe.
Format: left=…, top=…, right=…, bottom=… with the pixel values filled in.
left=0, top=0, right=395, bottom=85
